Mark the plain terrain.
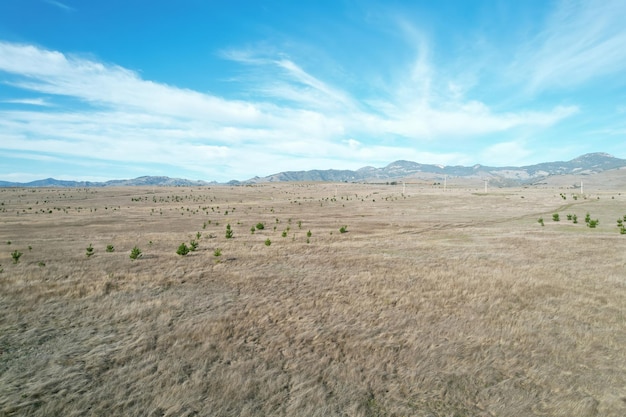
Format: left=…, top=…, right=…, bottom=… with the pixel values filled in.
left=1, top=182, right=625, bottom=416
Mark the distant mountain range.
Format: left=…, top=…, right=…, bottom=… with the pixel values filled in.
left=240, top=152, right=626, bottom=186
left=1, top=153, right=625, bottom=188
left=0, top=176, right=215, bottom=188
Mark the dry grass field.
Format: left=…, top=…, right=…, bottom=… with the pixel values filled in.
left=1, top=182, right=625, bottom=416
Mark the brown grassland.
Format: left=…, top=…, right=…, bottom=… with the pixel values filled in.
left=0, top=182, right=625, bottom=416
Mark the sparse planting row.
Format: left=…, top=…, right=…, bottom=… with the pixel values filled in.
left=539, top=211, right=626, bottom=232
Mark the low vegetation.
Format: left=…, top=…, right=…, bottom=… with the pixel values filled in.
left=0, top=184, right=625, bottom=416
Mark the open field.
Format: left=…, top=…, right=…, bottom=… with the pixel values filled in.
left=1, top=182, right=625, bottom=416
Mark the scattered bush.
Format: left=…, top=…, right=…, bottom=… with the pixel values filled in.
left=225, top=224, right=233, bottom=239
left=264, top=238, right=271, bottom=246
left=86, top=244, right=94, bottom=257
left=281, top=230, right=287, bottom=238
left=213, top=248, right=222, bottom=257
left=538, top=218, right=544, bottom=226
left=256, top=223, right=265, bottom=230
left=307, top=230, right=312, bottom=238
left=552, top=214, right=560, bottom=222
left=176, top=243, right=190, bottom=256
left=587, top=219, right=599, bottom=228
left=189, top=240, right=199, bottom=251
left=106, top=244, right=115, bottom=253
left=572, top=214, right=578, bottom=224
left=11, top=250, right=22, bottom=264
left=130, top=246, right=142, bottom=260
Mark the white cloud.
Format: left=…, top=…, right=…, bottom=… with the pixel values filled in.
left=516, top=0, right=626, bottom=93
left=0, top=40, right=582, bottom=180
left=44, top=0, right=75, bottom=12
left=2, top=97, right=51, bottom=106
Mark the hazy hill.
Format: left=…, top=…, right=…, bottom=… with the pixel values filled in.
left=2, top=153, right=625, bottom=187
left=243, top=152, right=626, bottom=186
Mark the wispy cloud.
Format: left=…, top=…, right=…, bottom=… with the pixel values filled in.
left=515, top=0, right=626, bottom=93
left=44, top=0, right=75, bottom=12
left=2, top=97, right=51, bottom=106
left=0, top=38, right=579, bottom=180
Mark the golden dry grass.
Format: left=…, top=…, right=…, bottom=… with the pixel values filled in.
left=0, top=183, right=625, bottom=416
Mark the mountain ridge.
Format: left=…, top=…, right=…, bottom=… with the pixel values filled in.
left=242, top=152, right=626, bottom=185
left=1, top=153, right=624, bottom=187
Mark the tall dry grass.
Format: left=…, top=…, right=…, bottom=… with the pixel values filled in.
left=0, top=184, right=624, bottom=416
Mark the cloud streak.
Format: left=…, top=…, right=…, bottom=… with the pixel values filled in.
left=0, top=35, right=581, bottom=181
left=516, top=0, right=626, bottom=93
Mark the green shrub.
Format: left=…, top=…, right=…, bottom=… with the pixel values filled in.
left=566, top=214, right=572, bottom=221
left=11, top=250, right=22, bottom=264
left=176, top=243, right=190, bottom=256
left=225, top=224, right=233, bottom=239
left=552, top=214, right=560, bottom=222
left=213, top=248, right=222, bottom=257
left=572, top=214, right=578, bottom=224
left=538, top=218, right=544, bottom=226
left=339, top=225, right=348, bottom=233
left=250, top=226, right=255, bottom=234
left=189, top=240, right=199, bottom=251
left=307, top=230, right=312, bottom=238
left=264, top=238, right=271, bottom=246
left=281, top=230, right=287, bottom=238
left=587, top=219, right=599, bottom=228
left=129, top=246, right=142, bottom=260
left=106, top=244, right=115, bottom=253
left=86, top=244, right=94, bottom=257
left=585, top=213, right=591, bottom=224
left=256, top=222, right=265, bottom=230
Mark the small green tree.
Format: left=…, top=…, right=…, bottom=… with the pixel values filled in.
left=189, top=240, right=199, bottom=251
left=339, top=225, right=348, bottom=233
left=11, top=250, right=22, bottom=264
left=106, top=244, right=115, bottom=253
left=213, top=248, right=222, bottom=257
left=552, top=214, right=560, bottom=222
left=264, top=238, right=272, bottom=246
left=176, top=243, right=190, bottom=256
left=86, top=244, right=94, bottom=257
left=572, top=214, right=578, bottom=224
left=281, top=230, right=287, bottom=238
left=256, top=222, right=265, bottom=230
left=538, top=218, right=544, bottom=226
left=129, top=246, right=142, bottom=260
left=225, top=224, right=233, bottom=239
left=307, top=230, right=312, bottom=238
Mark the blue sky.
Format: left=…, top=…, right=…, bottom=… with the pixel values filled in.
left=1, top=0, right=626, bottom=182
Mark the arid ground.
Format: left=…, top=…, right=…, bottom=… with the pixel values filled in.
left=1, top=182, right=625, bottom=416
